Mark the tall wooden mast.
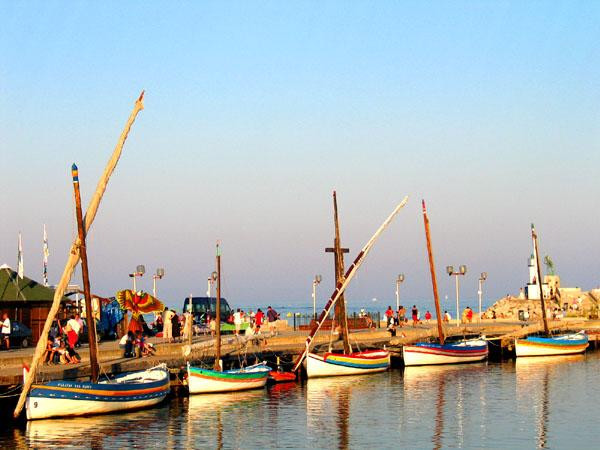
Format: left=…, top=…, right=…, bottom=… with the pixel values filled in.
left=326, top=191, right=351, bottom=354
left=292, top=196, right=409, bottom=372
left=72, top=164, right=100, bottom=382
left=532, top=224, right=550, bottom=336
left=422, top=200, right=445, bottom=345
left=14, top=91, right=144, bottom=419
left=214, top=242, right=222, bottom=371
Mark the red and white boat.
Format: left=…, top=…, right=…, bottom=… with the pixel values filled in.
left=305, top=350, right=391, bottom=378
left=402, top=339, right=488, bottom=366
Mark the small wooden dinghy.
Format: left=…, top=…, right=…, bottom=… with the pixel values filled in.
left=187, top=362, right=271, bottom=394
left=268, top=370, right=296, bottom=383
left=515, top=332, right=589, bottom=357
left=305, top=350, right=390, bottom=378
left=26, top=364, right=170, bottom=420
left=402, top=339, right=488, bottom=366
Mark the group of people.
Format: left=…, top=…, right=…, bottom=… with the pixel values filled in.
left=120, top=330, right=156, bottom=358
left=228, top=306, right=280, bottom=336
left=43, top=316, right=83, bottom=365
left=385, top=305, right=430, bottom=328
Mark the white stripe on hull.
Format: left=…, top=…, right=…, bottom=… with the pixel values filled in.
left=305, top=353, right=390, bottom=378
left=26, top=395, right=166, bottom=420
left=187, top=374, right=268, bottom=394
left=515, top=341, right=588, bottom=357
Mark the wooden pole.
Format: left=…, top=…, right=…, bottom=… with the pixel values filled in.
left=422, top=200, right=445, bottom=345
left=332, top=191, right=351, bottom=354
left=71, top=164, right=100, bottom=382
left=214, top=243, right=222, bottom=371
left=532, top=224, right=550, bottom=336
left=14, top=91, right=145, bottom=419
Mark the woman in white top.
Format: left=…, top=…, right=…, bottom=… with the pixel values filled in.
left=163, top=308, right=174, bottom=343
left=1, top=313, right=11, bottom=350
left=233, top=309, right=242, bottom=335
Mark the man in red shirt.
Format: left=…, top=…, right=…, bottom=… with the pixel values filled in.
left=385, top=306, right=394, bottom=328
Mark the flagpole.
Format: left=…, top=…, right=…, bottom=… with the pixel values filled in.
left=17, top=232, right=24, bottom=280
left=43, top=224, right=49, bottom=287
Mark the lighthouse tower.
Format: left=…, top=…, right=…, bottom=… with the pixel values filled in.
left=526, top=252, right=541, bottom=299
left=525, top=224, right=548, bottom=300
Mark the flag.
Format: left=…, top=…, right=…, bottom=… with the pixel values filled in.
left=17, top=232, right=24, bottom=279
left=43, top=224, right=50, bottom=286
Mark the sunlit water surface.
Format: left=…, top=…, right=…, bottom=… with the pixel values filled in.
left=5, top=351, right=600, bottom=449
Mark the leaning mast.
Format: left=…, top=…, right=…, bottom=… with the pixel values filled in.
left=422, top=200, right=445, bottom=345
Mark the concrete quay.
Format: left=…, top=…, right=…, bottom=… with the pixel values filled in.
left=2, top=318, right=599, bottom=386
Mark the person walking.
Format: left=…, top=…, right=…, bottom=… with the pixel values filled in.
left=255, top=308, right=264, bottom=333
left=466, top=307, right=474, bottom=323
left=66, top=315, right=81, bottom=349
left=425, top=310, right=432, bottom=322
left=1, top=313, right=10, bottom=350
left=163, top=308, right=174, bottom=343
left=233, top=308, right=242, bottom=335
left=267, top=306, right=279, bottom=334
left=411, top=305, right=419, bottom=327
left=172, top=311, right=181, bottom=342
left=385, top=306, right=394, bottom=329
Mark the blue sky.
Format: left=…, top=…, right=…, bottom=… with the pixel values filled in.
left=1, top=2, right=599, bottom=310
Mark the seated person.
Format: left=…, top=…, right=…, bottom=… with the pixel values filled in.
left=142, top=341, right=156, bottom=357
left=135, top=331, right=145, bottom=358
left=44, top=336, right=56, bottom=364
left=66, top=343, right=81, bottom=364
left=57, top=341, right=75, bottom=364
left=122, top=331, right=136, bottom=358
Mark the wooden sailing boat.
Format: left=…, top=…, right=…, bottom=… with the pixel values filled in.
left=26, top=164, right=170, bottom=420
left=187, top=243, right=270, bottom=394
left=292, top=195, right=409, bottom=378
left=402, top=201, right=488, bottom=366
left=514, top=224, right=588, bottom=357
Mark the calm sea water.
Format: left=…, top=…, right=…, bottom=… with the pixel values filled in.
left=5, top=351, right=600, bottom=449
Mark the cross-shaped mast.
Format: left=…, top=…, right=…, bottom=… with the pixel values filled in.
left=324, top=191, right=352, bottom=354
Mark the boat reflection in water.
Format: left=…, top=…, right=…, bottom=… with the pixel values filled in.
left=187, top=390, right=265, bottom=449
left=25, top=406, right=166, bottom=449
left=403, top=363, right=487, bottom=449
left=515, top=354, right=584, bottom=448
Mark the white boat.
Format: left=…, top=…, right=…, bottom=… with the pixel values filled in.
left=26, top=364, right=170, bottom=420
left=515, top=333, right=589, bottom=357
left=305, top=350, right=391, bottom=378
left=187, top=362, right=270, bottom=394
left=402, top=339, right=489, bottom=366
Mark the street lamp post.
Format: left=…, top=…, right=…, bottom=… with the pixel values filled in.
left=129, top=264, right=145, bottom=292
left=395, top=274, right=405, bottom=311
left=312, top=275, right=322, bottom=320
left=152, top=268, right=165, bottom=298
left=447, top=265, right=467, bottom=327
left=206, top=276, right=212, bottom=298
left=478, top=272, right=487, bottom=323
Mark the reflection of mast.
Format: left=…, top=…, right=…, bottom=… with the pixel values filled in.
left=537, top=370, right=549, bottom=449
left=216, top=409, right=223, bottom=450
left=338, top=386, right=350, bottom=449
left=432, top=375, right=446, bottom=450
left=325, top=191, right=351, bottom=354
